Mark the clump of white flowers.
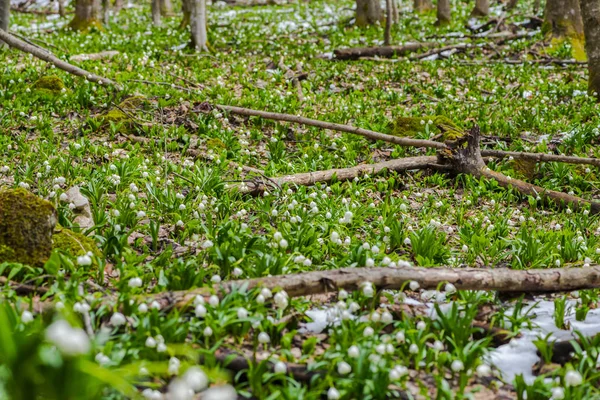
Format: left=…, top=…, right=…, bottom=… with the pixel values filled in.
left=45, top=320, right=90, bottom=356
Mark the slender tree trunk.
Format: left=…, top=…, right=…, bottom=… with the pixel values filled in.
left=58, top=0, right=66, bottom=17
left=543, top=0, right=583, bottom=38
left=435, top=0, right=451, bottom=25
left=101, top=0, right=109, bottom=25
left=391, top=0, right=399, bottom=23
left=355, top=0, right=383, bottom=27
left=180, top=0, right=191, bottom=28
left=413, top=0, right=433, bottom=13
left=0, top=0, right=9, bottom=47
left=190, top=0, right=207, bottom=51
left=507, top=0, right=518, bottom=10
left=471, top=0, right=489, bottom=17
left=384, top=0, right=392, bottom=45
left=152, top=0, right=161, bottom=25
left=160, top=0, right=174, bottom=16
left=581, top=0, right=600, bottom=97
left=69, top=0, right=102, bottom=30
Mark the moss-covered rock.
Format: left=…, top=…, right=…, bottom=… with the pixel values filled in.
left=94, top=96, right=147, bottom=133
left=52, top=226, right=101, bottom=259
left=31, top=75, right=66, bottom=97
left=68, top=16, right=103, bottom=32
left=0, top=188, right=57, bottom=266
left=389, top=115, right=464, bottom=142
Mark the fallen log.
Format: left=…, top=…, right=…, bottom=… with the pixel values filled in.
left=332, top=42, right=437, bottom=60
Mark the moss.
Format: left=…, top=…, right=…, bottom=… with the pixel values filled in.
left=389, top=115, right=464, bottom=142
left=52, top=226, right=101, bottom=259
left=94, top=96, right=147, bottom=132
left=68, top=16, right=103, bottom=32
left=32, top=75, right=66, bottom=96
left=0, top=189, right=57, bottom=266
left=207, top=138, right=226, bottom=151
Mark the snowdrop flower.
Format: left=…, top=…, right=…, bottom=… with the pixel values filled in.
left=403, top=237, right=411, bottom=246
left=451, top=360, right=464, bottom=372
left=136, top=210, right=146, bottom=218
left=195, top=305, right=207, bottom=318
left=21, top=311, right=34, bottom=324
left=208, top=295, right=219, bottom=307
left=550, top=387, right=565, bottom=400
left=46, top=320, right=90, bottom=356
left=303, top=258, right=312, bottom=266
left=128, top=277, right=143, bottom=288
left=381, top=311, right=393, bottom=323
left=145, top=337, right=157, bottom=348
left=433, top=340, right=444, bottom=351
left=274, top=291, right=289, bottom=309
left=416, top=321, right=426, bottom=330
left=182, top=366, right=208, bottom=392
left=409, top=281, right=420, bottom=291
left=445, top=283, right=456, bottom=294
left=237, top=307, right=248, bottom=319
left=258, top=332, right=271, bottom=344
left=168, top=357, right=181, bottom=375
left=337, top=361, right=352, bottom=375
left=59, top=193, right=68, bottom=202
left=138, top=303, right=149, bottom=313
left=327, top=387, right=340, bottom=400
left=363, top=327, right=374, bottom=337
left=157, top=343, right=167, bottom=353
left=202, top=385, right=237, bottom=400
left=77, top=254, right=92, bottom=266
left=110, top=312, right=126, bottom=326
left=396, top=331, right=405, bottom=343
left=274, top=361, right=287, bottom=374
left=565, top=370, right=583, bottom=386
left=274, top=232, right=283, bottom=241
left=260, top=288, right=273, bottom=299
left=370, top=311, right=381, bottom=322
left=338, top=289, right=348, bottom=300
left=361, top=282, right=374, bottom=297
left=95, top=353, right=111, bottom=365
left=348, top=345, right=360, bottom=358
left=203, top=327, right=213, bottom=337
left=202, top=240, right=214, bottom=249
left=150, top=301, right=161, bottom=310
left=211, top=275, right=221, bottom=284
left=232, top=267, right=243, bottom=277
left=476, top=364, right=491, bottom=377
left=256, top=294, right=265, bottom=304
left=409, top=344, right=419, bottom=354
left=365, top=258, right=375, bottom=267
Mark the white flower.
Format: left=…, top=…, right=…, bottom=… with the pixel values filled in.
left=274, top=232, right=283, bottom=241
left=136, top=210, right=146, bottom=218
left=279, top=239, right=288, bottom=249
left=256, top=294, right=265, bottom=304
left=21, top=311, right=34, bottom=324
left=201, top=385, right=237, bottom=400
left=110, top=312, right=126, bottom=326
left=258, top=332, right=270, bottom=344
left=550, top=387, right=565, bottom=400
left=348, top=345, right=360, bottom=358
left=274, top=361, right=287, bottom=374
left=365, top=258, right=375, bottom=267
left=202, top=240, right=214, bottom=249
left=232, top=267, right=243, bottom=277
left=409, top=343, right=419, bottom=354
left=182, top=366, right=208, bottom=392
left=145, top=337, right=157, bottom=348
left=237, top=307, right=248, bottom=319
left=363, top=327, right=374, bottom=337
left=195, top=305, right=207, bottom=318
left=260, top=288, right=273, bottom=299
left=476, top=364, right=491, bottom=377
left=396, top=330, right=405, bottom=343
left=208, top=295, right=219, bottom=307
left=77, top=255, right=92, bottom=266
left=95, top=353, right=111, bottom=365
left=138, top=303, right=149, bottom=313
left=203, top=327, right=213, bottom=337
left=337, top=361, right=352, bottom=375
left=274, top=291, right=289, bottom=309
left=362, top=282, right=374, bottom=297
left=403, top=237, right=411, bottom=246
left=444, top=283, right=456, bottom=294
left=565, top=370, right=583, bottom=386
left=381, top=311, right=393, bottom=323
left=157, top=343, right=167, bottom=352
left=416, top=321, right=426, bottom=330
left=128, top=277, right=143, bottom=288
left=168, top=357, right=181, bottom=376
left=327, top=387, right=340, bottom=400
left=451, top=360, right=464, bottom=372
left=45, top=320, right=90, bottom=356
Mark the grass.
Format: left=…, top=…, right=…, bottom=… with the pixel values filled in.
left=1, top=0, right=600, bottom=398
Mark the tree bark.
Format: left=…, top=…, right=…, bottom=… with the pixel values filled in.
left=507, top=0, right=518, bottom=10
left=180, top=0, right=191, bottom=28
left=333, top=42, right=437, bottom=60
left=356, top=0, right=383, bottom=27
left=58, top=0, right=66, bottom=17
left=384, top=0, right=392, bottom=45
left=543, top=0, right=583, bottom=38
left=160, top=0, right=174, bottom=16
left=391, top=0, right=399, bottom=23
left=471, top=0, right=489, bottom=17
left=413, top=0, right=433, bottom=13
left=152, top=0, right=161, bottom=25
left=101, top=0, right=109, bottom=25
left=69, top=0, right=102, bottom=30
left=190, top=0, right=207, bottom=51
left=0, top=0, right=9, bottom=47
left=436, top=0, right=451, bottom=25
left=580, top=0, right=600, bottom=97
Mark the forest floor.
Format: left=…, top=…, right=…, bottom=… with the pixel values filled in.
left=2, top=0, right=600, bottom=399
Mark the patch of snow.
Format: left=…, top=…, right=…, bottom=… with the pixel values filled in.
left=489, top=300, right=600, bottom=384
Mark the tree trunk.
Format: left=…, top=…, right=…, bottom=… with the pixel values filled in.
left=384, top=0, right=392, bottom=45
left=180, top=0, right=191, bottom=28
left=471, top=0, right=489, bottom=17
left=580, top=0, right=600, bottom=97
left=391, top=0, right=399, bottom=23
left=190, top=0, right=207, bottom=51
left=355, top=0, right=383, bottom=27
left=160, top=0, right=174, bottom=16
left=69, top=0, right=102, bottom=31
left=152, top=0, right=161, bottom=25
left=507, top=0, right=518, bottom=10
left=101, top=0, right=109, bottom=25
left=0, top=0, right=9, bottom=47
left=543, top=0, right=583, bottom=38
left=435, top=0, right=451, bottom=25
left=58, top=0, right=66, bottom=17
left=413, top=0, right=433, bottom=13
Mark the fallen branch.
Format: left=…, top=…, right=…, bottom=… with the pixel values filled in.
left=216, top=104, right=600, bottom=167
left=0, top=276, right=49, bottom=295
left=71, top=50, right=120, bottom=62
left=234, top=156, right=437, bottom=194
left=139, top=265, right=600, bottom=311
left=0, top=29, right=122, bottom=90
left=332, top=42, right=437, bottom=60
